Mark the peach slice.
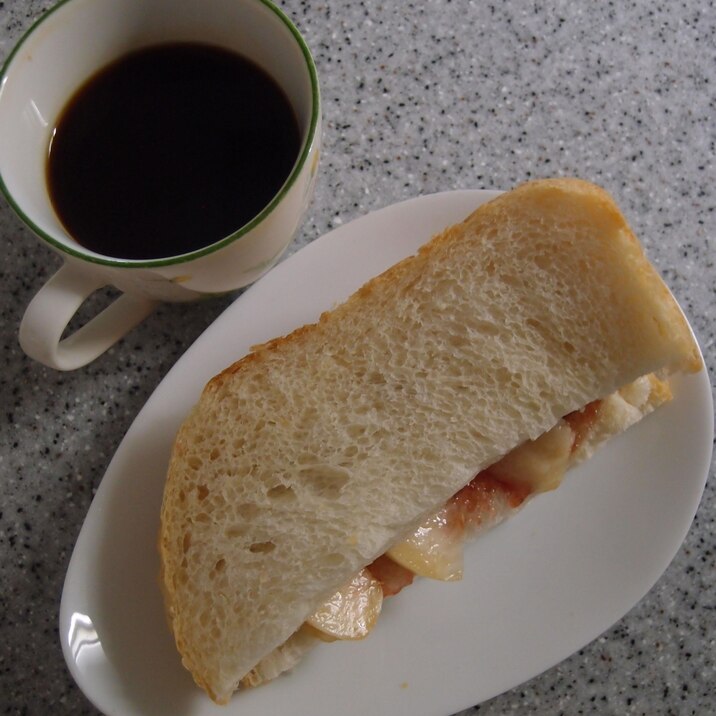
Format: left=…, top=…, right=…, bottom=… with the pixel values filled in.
left=306, top=569, right=383, bottom=640
left=387, top=507, right=464, bottom=581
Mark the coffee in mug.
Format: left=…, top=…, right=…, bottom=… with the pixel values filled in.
left=0, top=0, right=321, bottom=370
left=47, top=43, right=302, bottom=261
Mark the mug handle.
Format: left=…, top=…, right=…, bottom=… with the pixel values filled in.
left=19, top=262, right=158, bottom=371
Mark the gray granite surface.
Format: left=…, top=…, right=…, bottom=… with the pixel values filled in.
left=1, top=0, right=714, bottom=714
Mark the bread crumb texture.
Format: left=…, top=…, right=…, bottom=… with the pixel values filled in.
left=159, top=178, right=700, bottom=703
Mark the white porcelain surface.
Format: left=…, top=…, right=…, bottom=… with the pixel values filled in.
left=60, top=190, right=713, bottom=716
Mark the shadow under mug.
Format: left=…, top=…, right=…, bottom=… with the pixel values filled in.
left=0, top=0, right=321, bottom=371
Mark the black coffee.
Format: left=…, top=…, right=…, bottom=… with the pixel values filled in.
left=47, top=43, right=301, bottom=260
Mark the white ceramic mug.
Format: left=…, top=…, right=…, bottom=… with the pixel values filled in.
left=0, top=0, right=321, bottom=370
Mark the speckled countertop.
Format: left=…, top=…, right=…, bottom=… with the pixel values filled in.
left=1, top=1, right=714, bottom=714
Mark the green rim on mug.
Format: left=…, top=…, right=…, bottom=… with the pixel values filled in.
left=0, top=0, right=320, bottom=268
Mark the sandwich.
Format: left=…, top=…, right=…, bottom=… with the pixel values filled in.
left=159, top=178, right=701, bottom=703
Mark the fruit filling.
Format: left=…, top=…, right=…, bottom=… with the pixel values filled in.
left=307, top=400, right=604, bottom=637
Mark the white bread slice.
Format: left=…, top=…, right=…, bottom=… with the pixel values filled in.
left=159, top=178, right=700, bottom=703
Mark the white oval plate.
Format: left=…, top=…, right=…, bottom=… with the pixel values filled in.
left=60, top=190, right=713, bottom=716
